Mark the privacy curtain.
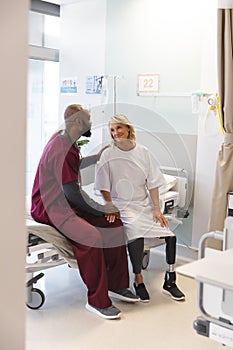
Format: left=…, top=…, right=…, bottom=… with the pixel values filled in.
left=208, top=0, right=233, bottom=232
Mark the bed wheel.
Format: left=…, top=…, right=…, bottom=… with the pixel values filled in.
left=142, top=249, right=150, bottom=269
left=26, top=288, right=45, bottom=310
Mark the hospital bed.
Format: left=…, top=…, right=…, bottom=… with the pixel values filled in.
left=177, top=216, right=233, bottom=348
left=25, top=165, right=190, bottom=309
left=26, top=217, right=77, bottom=309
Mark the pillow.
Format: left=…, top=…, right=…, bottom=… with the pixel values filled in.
left=159, top=174, right=177, bottom=195
left=82, top=183, right=105, bottom=204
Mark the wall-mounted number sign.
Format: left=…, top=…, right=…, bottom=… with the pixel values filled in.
left=137, top=73, right=160, bottom=96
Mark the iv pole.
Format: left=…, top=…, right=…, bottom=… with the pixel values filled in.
left=113, top=75, right=117, bottom=115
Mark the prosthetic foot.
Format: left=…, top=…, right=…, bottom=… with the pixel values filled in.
left=162, top=271, right=185, bottom=301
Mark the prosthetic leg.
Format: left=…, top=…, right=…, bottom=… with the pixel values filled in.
left=163, top=236, right=185, bottom=301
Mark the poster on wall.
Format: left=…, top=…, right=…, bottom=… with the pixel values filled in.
left=85, top=75, right=103, bottom=94
left=137, top=73, right=160, bottom=96
left=60, top=77, right=78, bottom=94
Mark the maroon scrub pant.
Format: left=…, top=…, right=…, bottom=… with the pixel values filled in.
left=60, top=213, right=129, bottom=308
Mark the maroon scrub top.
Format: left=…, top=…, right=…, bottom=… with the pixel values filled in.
left=31, top=131, right=80, bottom=228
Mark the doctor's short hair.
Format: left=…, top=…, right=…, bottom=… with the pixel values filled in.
left=64, top=104, right=83, bottom=120
left=109, top=114, right=136, bottom=141
left=64, top=104, right=89, bottom=128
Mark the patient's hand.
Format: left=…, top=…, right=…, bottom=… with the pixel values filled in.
left=153, top=208, right=169, bottom=228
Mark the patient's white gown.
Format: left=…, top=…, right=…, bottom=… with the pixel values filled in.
left=95, top=144, right=174, bottom=242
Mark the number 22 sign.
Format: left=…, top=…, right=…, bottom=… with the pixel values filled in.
left=137, top=73, right=160, bottom=96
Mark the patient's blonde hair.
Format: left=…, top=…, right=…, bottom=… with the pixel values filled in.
left=109, top=114, right=136, bottom=141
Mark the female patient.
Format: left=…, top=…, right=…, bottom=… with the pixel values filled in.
left=95, top=114, right=185, bottom=302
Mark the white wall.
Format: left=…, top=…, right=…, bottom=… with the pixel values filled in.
left=105, top=0, right=209, bottom=135
left=0, top=1, right=28, bottom=349
left=60, top=0, right=107, bottom=113
left=59, top=0, right=107, bottom=157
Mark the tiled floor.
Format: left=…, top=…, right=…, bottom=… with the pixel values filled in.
left=26, top=250, right=225, bottom=350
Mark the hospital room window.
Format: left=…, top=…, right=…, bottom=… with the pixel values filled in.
left=29, top=11, right=60, bottom=49
left=26, top=1, right=60, bottom=198
left=26, top=59, right=59, bottom=197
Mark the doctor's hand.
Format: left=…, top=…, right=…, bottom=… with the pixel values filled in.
left=153, top=208, right=169, bottom=228
left=104, top=202, right=120, bottom=223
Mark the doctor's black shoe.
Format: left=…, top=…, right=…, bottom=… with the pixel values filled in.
left=85, top=303, right=121, bottom=319
left=133, top=282, right=150, bottom=303
left=108, top=289, right=140, bottom=302
left=162, top=271, right=185, bottom=301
